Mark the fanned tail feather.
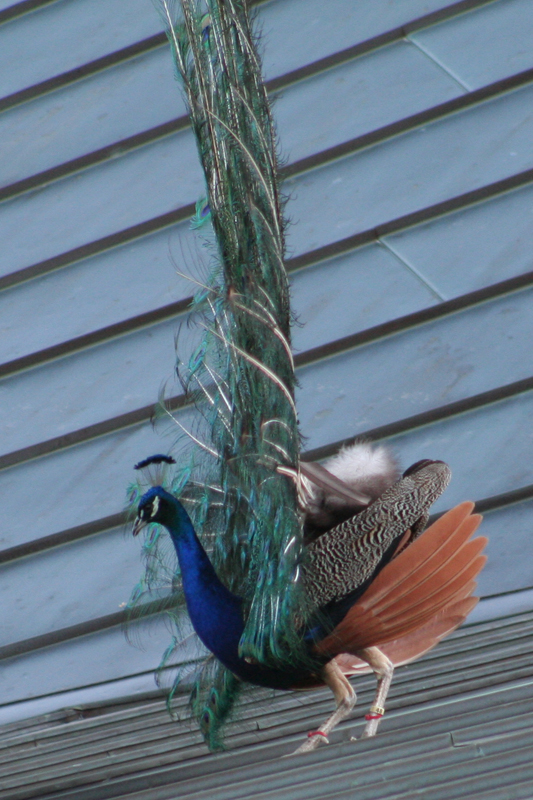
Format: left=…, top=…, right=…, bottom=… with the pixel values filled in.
left=334, top=595, right=479, bottom=675
left=316, top=503, right=486, bottom=658
left=363, top=502, right=476, bottom=609
left=368, top=510, right=482, bottom=616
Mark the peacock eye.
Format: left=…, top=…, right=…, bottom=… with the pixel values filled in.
left=140, top=495, right=160, bottom=521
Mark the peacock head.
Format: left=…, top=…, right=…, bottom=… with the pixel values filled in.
left=133, top=485, right=189, bottom=537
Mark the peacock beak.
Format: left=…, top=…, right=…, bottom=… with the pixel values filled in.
left=132, top=516, right=147, bottom=537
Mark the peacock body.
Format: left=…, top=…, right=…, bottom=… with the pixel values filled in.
left=129, top=0, right=487, bottom=752
left=133, top=449, right=486, bottom=751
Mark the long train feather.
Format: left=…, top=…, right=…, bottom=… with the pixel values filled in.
left=129, top=0, right=307, bottom=748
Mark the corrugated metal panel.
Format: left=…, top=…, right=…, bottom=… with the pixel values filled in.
left=296, top=294, right=533, bottom=450
left=6, top=267, right=532, bottom=459
left=1, top=2, right=533, bottom=781
left=258, top=0, right=481, bottom=79
left=270, top=39, right=464, bottom=163
left=0, top=527, right=141, bottom=644
left=291, top=243, right=439, bottom=351
left=0, top=617, right=201, bottom=706
left=0, top=420, right=179, bottom=547
left=0, top=318, right=196, bottom=453
left=0, top=47, right=183, bottom=186
left=0, top=231, right=197, bottom=363
left=1, top=612, right=533, bottom=799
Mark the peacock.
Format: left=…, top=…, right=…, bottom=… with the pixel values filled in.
left=128, top=0, right=487, bottom=752
left=133, top=450, right=486, bottom=752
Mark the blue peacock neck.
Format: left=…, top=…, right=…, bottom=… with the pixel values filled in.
left=154, top=488, right=319, bottom=690
left=159, top=489, right=246, bottom=672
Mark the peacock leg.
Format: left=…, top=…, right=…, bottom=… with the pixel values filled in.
left=292, top=660, right=357, bottom=754
left=354, top=646, right=394, bottom=739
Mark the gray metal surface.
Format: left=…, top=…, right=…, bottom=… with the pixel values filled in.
left=0, top=419, right=180, bottom=547
left=291, top=243, right=439, bottom=351
left=412, top=0, right=533, bottom=89
left=0, top=527, right=141, bottom=645
left=7, top=250, right=532, bottom=456
left=0, top=47, right=183, bottom=186
left=285, top=80, right=533, bottom=257
left=0, top=133, right=203, bottom=275
left=0, top=318, right=194, bottom=453
left=385, top=180, right=533, bottom=296
left=0, top=223, right=203, bottom=361
left=296, top=290, right=533, bottom=451
left=390, top=391, right=533, bottom=508
left=258, top=0, right=469, bottom=79
left=0, top=614, right=201, bottom=706
left=0, top=0, right=163, bottom=97
left=1, top=6, right=533, bottom=795
left=269, top=39, right=464, bottom=164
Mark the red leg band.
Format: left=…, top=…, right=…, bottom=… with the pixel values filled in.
left=307, top=730, right=328, bottom=739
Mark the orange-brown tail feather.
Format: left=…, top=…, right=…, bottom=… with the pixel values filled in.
left=366, top=506, right=481, bottom=616
left=378, top=541, right=487, bottom=623
left=334, top=595, right=479, bottom=676
left=316, top=503, right=486, bottom=660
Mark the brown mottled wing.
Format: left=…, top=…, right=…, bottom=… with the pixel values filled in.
left=303, top=462, right=452, bottom=609
left=316, top=502, right=486, bottom=659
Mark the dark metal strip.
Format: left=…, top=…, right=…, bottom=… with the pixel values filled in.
left=283, top=67, right=533, bottom=180
left=0, top=393, right=189, bottom=472
left=4, top=140, right=533, bottom=297
left=2, top=382, right=532, bottom=568
left=294, top=269, right=533, bottom=369
left=0, top=117, right=191, bottom=205
left=266, top=0, right=500, bottom=94
left=0, top=187, right=533, bottom=384
left=0, top=204, right=194, bottom=293
left=0, top=0, right=59, bottom=25
left=0, top=297, right=191, bottom=380
left=0, top=33, right=167, bottom=114
left=1, top=286, right=533, bottom=472
left=474, top=486, right=533, bottom=515
left=0, top=513, right=125, bottom=566
left=286, top=166, right=533, bottom=274
left=0, top=596, right=180, bottom=662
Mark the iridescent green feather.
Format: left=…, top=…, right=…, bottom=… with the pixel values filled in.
left=128, top=0, right=309, bottom=749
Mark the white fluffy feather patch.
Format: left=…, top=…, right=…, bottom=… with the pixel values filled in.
left=323, top=442, right=398, bottom=483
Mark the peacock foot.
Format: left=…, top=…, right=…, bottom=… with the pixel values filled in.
left=291, top=730, right=329, bottom=755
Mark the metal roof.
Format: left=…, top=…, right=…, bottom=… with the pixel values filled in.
left=2, top=611, right=533, bottom=799
left=1, top=0, right=533, bottom=793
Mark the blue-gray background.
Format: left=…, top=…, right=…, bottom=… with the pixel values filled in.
left=1, top=0, right=532, bottom=722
